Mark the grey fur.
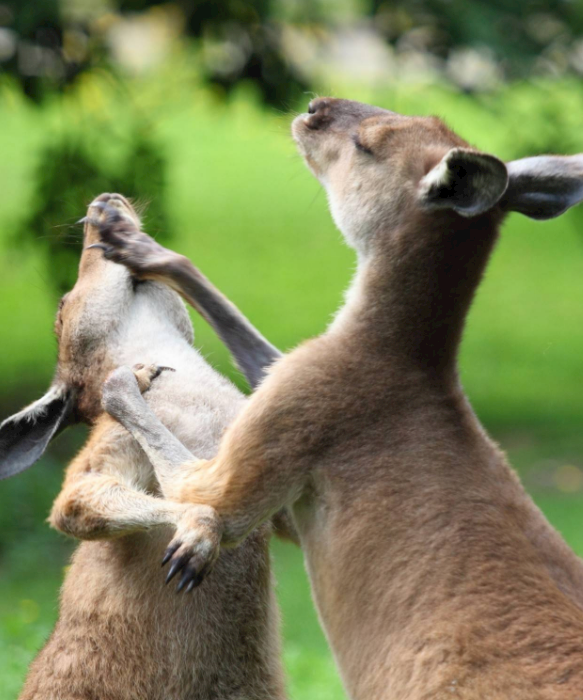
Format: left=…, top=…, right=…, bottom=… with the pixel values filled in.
left=503, top=154, right=583, bottom=219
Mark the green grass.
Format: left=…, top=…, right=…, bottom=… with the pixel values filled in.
left=2, top=435, right=583, bottom=699
left=1, top=74, right=583, bottom=697
left=0, top=76, right=582, bottom=423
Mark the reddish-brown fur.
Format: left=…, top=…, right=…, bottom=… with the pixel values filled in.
left=9, top=196, right=286, bottom=700
left=97, top=100, right=583, bottom=699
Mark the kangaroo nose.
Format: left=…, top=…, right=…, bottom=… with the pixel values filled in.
left=307, top=98, right=330, bottom=115
left=305, top=98, right=334, bottom=130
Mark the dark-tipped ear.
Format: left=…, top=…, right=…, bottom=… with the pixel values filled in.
left=501, top=155, right=583, bottom=220
left=0, top=385, right=74, bottom=480
left=419, top=147, right=509, bottom=218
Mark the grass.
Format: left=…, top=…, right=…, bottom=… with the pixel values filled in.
left=1, top=74, right=583, bottom=697
left=2, top=436, right=583, bottom=699
left=0, top=76, right=582, bottom=423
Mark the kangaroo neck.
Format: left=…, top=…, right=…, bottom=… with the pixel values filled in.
left=329, top=210, right=503, bottom=378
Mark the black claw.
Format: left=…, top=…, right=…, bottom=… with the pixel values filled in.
left=176, top=570, right=193, bottom=593
left=108, top=236, right=128, bottom=248
left=161, top=544, right=179, bottom=567
left=165, top=551, right=191, bottom=584
left=153, top=366, right=176, bottom=380
left=176, top=565, right=202, bottom=593
left=105, top=209, right=124, bottom=224
left=185, top=575, right=203, bottom=593
left=90, top=201, right=122, bottom=223
left=85, top=243, right=108, bottom=252
left=165, top=559, right=183, bottom=584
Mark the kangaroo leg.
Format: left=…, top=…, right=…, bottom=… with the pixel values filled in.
left=51, top=469, right=208, bottom=541
left=102, top=365, right=231, bottom=588
left=51, top=471, right=221, bottom=591
left=104, top=365, right=304, bottom=590
left=102, top=365, right=199, bottom=496
left=51, top=412, right=222, bottom=590
left=87, top=201, right=282, bottom=389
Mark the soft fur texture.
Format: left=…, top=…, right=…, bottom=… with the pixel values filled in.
left=99, top=100, right=583, bottom=700
left=8, top=195, right=286, bottom=700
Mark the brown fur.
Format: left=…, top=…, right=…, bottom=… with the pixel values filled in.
left=15, top=195, right=286, bottom=700
left=99, top=100, right=583, bottom=699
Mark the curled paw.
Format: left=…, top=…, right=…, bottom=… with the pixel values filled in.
left=164, top=506, right=222, bottom=593
left=83, top=196, right=177, bottom=280
left=102, top=364, right=173, bottom=418
left=132, top=363, right=175, bottom=393
left=102, top=365, right=142, bottom=418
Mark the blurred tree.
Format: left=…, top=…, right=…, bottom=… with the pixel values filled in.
left=4, top=0, right=583, bottom=105
left=19, top=127, right=171, bottom=294
left=0, top=0, right=309, bottom=107
left=0, top=0, right=85, bottom=101
left=123, top=0, right=308, bottom=105
left=371, top=0, right=583, bottom=81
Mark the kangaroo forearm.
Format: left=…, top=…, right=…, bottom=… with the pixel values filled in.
left=87, top=199, right=281, bottom=387
left=171, top=455, right=303, bottom=546
left=168, top=256, right=282, bottom=388
left=50, top=474, right=184, bottom=540
left=106, top=378, right=299, bottom=543
left=107, top=399, right=198, bottom=500
left=104, top=365, right=300, bottom=546
left=162, top=260, right=296, bottom=538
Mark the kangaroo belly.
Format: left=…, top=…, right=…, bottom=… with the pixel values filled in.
left=20, top=525, right=283, bottom=700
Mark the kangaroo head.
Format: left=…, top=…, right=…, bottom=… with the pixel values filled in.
left=292, top=97, right=583, bottom=255
left=0, top=193, right=193, bottom=479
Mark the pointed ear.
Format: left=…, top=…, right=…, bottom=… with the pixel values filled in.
left=501, top=155, right=583, bottom=220
left=0, top=385, right=74, bottom=480
left=419, top=147, right=509, bottom=218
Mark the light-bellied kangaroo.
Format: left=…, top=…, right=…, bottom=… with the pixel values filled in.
left=94, top=100, right=583, bottom=699
left=0, top=194, right=287, bottom=700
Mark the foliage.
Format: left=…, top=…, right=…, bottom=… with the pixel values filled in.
left=370, top=0, right=583, bottom=74
left=0, top=69, right=583, bottom=698
left=0, top=0, right=309, bottom=106
left=3, top=461, right=583, bottom=699
left=18, top=126, right=171, bottom=294
left=2, top=71, right=583, bottom=424
left=4, top=0, right=583, bottom=106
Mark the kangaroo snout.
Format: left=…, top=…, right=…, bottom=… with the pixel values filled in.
left=291, top=97, right=395, bottom=181
left=90, top=192, right=133, bottom=209
left=88, top=192, right=141, bottom=227
left=303, top=98, right=335, bottom=130
left=298, top=97, right=389, bottom=131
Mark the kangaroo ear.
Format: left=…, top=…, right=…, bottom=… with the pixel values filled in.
left=0, top=385, right=74, bottom=480
left=501, top=155, right=583, bottom=220
left=419, top=147, right=509, bottom=218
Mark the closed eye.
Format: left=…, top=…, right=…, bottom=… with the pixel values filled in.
left=352, top=135, right=374, bottom=156
left=58, top=294, right=69, bottom=311
left=55, top=293, right=69, bottom=337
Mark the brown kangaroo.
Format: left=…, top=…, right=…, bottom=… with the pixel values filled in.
left=0, top=194, right=288, bottom=700
left=93, top=100, right=583, bottom=699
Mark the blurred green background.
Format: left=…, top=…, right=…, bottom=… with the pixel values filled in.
left=1, top=1, right=583, bottom=698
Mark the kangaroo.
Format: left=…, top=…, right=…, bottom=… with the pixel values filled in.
left=0, top=194, right=288, bottom=700
left=90, top=101, right=583, bottom=700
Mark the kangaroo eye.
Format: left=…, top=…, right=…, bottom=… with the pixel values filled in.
left=352, top=135, right=373, bottom=156
left=58, top=293, right=70, bottom=313
left=55, top=293, right=70, bottom=331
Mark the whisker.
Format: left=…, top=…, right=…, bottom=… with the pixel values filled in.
left=307, top=186, right=323, bottom=212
